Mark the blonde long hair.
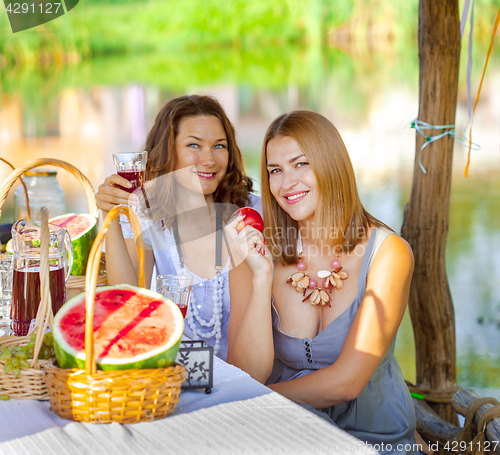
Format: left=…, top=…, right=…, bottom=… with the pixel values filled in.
left=261, top=110, right=389, bottom=265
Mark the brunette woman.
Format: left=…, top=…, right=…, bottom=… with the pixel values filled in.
left=96, top=95, right=260, bottom=360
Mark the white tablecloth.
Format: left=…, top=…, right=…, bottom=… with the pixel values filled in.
left=0, top=357, right=376, bottom=455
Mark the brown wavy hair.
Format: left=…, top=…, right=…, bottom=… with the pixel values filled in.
left=142, top=95, right=253, bottom=225
left=261, top=110, right=390, bottom=265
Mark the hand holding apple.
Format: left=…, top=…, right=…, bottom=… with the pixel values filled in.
left=233, top=207, right=264, bottom=233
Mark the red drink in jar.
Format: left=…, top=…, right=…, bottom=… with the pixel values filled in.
left=117, top=170, right=145, bottom=193
left=11, top=266, right=66, bottom=336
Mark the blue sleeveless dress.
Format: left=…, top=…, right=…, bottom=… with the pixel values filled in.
left=121, top=194, right=262, bottom=361
left=267, top=228, right=417, bottom=455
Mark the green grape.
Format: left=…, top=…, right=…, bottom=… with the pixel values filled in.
left=11, top=357, right=19, bottom=368
left=0, top=395, right=10, bottom=401
left=3, top=361, right=13, bottom=374
left=16, top=352, right=29, bottom=360
left=43, top=334, right=53, bottom=347
left=38, top=346, right=51, bottom=360
left=0, top=351, right=11, bottom=361
left=12, top=367, right=20, bottom=376
left=19, top=359, right=30, bottom=369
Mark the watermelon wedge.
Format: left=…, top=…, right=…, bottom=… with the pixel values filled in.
left=5, top=239, right=13, bottom=254
left=50, top=213, right=97, bottom=276
left=52, top=285, right=184, bottom=370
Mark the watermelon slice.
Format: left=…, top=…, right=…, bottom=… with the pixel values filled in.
left=5, top=239, right=13, bottom=254
left=50, top=213, right=97, bottom=276
left=52, top=285, right=184, bottom=370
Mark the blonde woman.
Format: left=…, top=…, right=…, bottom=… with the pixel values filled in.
left=227, top=111, right=425, bottom=454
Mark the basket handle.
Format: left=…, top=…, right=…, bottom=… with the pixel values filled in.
left=84, top=205, right=145, bottom=375
left=30, top=207, right=54, bottom=369
left=0, top=158, right=97, bottom=219
left=0, top=158, right=31, bottom=220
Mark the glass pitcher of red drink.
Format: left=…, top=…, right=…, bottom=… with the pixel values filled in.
left=10, top=219, right=73, bottom=336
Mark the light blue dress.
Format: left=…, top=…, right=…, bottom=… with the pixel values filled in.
left=267, top=228, right=418, bottom=454
left=122, top=194, right=261, bottom=361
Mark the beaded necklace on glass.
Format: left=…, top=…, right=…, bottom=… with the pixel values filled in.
left=172, top=214, right=223, bottom=355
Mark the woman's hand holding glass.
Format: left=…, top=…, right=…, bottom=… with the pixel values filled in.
left=225, top=215, right=273, bottom=277
left=96, top=174, right=140, bottom=213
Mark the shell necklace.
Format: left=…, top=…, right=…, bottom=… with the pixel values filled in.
left=286, top=233, right=348, bottom=307
left=172, top=213, right=223, bottom=355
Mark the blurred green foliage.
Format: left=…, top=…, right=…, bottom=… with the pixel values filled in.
left=2, top=0, right=496, bottom=63
left=458, top=350, right=500, bottom=391
left=0, top=43, right=422, bottom=133
left=1, top=0, right=498, bottom=82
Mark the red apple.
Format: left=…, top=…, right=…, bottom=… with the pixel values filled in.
left=233, top=207, right=264, bottom=233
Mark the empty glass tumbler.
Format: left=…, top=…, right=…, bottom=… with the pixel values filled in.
left=0, top=255, right=13, bottom=320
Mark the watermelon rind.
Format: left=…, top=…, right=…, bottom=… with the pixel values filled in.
left=50, top=213, right=97, bottom=276
left=5, top=239, right=13, bottom=254
left=52, top=285, right=184, bottom=371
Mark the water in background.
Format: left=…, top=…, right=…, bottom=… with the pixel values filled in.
left=1, top=49, right=499, bottom=398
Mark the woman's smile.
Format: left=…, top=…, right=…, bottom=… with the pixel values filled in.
left=283, top=190, right=309, bottom=204
left=195, top=171, right=218, bottom=179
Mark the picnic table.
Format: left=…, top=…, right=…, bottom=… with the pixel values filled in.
left=0, top=356, right=375, bottom=455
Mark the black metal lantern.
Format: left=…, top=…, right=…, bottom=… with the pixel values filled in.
left=175, top=340, right=214, bottom=394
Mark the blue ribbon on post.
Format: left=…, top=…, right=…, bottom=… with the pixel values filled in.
left=410, top=0, right=481, bottom=175
left=410, top=119, right=480, bottom=174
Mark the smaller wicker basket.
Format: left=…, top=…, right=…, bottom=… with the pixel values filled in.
left=44, top=205, right=186, bottom=424
left=0, top=208, right=55, bottom=400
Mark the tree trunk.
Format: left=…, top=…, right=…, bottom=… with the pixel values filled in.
left=401, top=0, right=461, bottom=425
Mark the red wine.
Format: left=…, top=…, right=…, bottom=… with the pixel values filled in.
left=117, top=170, right=145, bottom=193
left=178, top=303, right=188, bottom=318
left=11, top=266, right=66, bottom=336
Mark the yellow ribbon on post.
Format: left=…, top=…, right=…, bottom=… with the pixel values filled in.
left=465, top=5, right=500, bottom=177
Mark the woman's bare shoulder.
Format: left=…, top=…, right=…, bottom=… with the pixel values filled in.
left=371, top=230, right=414, bottom=275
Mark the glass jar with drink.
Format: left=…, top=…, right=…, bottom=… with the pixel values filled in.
left=10, top=219, right=73, bottom=336
left=14, top=169, right=66, bottom=221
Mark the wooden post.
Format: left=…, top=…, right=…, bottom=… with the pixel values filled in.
left=401, top=0, right=461, bottom=424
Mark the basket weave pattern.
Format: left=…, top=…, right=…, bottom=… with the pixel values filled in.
left=43, top=205, right=186, bottom=424
left=0, top=337, right=50, bottom=400
left=66, top=275, right=107, bottom=301
left=44, top=365, right=186, bottom=424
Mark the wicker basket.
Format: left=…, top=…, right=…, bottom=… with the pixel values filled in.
left=0, top=208, right=55, bottom=400
left=0, top=157, right=31, bottom=220
left=0, top=158, right=106, bottom=299
left=44, top=205, right=186, bottom=424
